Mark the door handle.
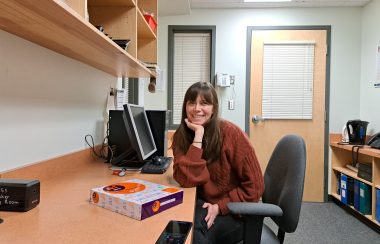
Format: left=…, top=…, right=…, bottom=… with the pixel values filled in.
left=252, top=115, right=264, bottom=124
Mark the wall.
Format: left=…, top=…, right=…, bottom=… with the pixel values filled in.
left=360, top=0, right=380, bottom=134
left=0, top=31, right=114, bottom=172
left=145, top=7, right=362, bottom=133
left=0, top=6, right=370, bottom=180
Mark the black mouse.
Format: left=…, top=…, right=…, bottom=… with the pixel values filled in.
left=152, top=156, right=163, bottom=165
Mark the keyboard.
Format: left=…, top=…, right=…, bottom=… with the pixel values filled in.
left=141, top=156, right=173, bottom=174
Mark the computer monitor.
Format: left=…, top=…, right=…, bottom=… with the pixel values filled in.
left=122, top=103, right=157, bottom=162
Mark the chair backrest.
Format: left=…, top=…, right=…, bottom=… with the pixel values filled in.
left=262, top=134, right=306, bottom=233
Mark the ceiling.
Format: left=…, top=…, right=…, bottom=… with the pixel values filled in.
left=159, top=0, right=372, bottom=16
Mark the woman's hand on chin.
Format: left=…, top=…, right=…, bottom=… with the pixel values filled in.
left=185, top=118, right=204, bottom=134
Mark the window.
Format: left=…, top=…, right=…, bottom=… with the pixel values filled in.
left=262, top=42, right=315, bottom=119
left=168, top=26, right=215, bottom=128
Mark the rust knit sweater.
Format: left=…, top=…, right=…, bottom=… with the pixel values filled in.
left=172, top=120, right=264, bottom=215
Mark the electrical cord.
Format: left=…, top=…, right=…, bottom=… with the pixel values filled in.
left=84, top=134, right=112, bottom=162
left=351, top=145, right=363, bottom=168
left=104, top=120, right=114, bottom=163
left=337, top=141, right=349, bottom=145
left=231, top=82, right=236, bottom=100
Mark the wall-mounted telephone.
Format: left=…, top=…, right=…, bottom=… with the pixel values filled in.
left=368, top=132, right=380, bottom=149
left=216, top=73, right=231, bottom=87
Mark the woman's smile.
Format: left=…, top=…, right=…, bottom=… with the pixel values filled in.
left=186, top=95, right=214, bottom=126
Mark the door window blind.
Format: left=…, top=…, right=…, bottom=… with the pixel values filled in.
left=262, top=42, right=315, bottom=119
left=172, top=33, right=211, bottom=124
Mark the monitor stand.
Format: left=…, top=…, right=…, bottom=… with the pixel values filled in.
left=111, top=148, right=147, bottom=169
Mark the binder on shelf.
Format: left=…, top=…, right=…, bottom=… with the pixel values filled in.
left=376, top=188, right=380, bottom=223
left=347, top=177, right=355, bottom=206
left=354, top=179, right=360, bottom=211
left=341, top=174, right=348, bottom=204
left=336, top=173, right=341, bottom=195
left=359, top=182, right=372, bottom=215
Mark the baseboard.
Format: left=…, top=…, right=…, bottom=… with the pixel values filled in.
left=327, top=194, right=334, bottom=202
left=0, top=146, right=103, bottom=181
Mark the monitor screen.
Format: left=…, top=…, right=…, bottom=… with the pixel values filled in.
left=123, top=103, right=157, bottom=161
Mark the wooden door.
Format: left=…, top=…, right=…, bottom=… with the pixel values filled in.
left=249, top=29, right=327, bottom=202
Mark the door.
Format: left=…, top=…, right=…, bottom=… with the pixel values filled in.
left=249, top=28, right=328, bottom=202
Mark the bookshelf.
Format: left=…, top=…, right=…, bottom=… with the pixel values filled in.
left=330, top=134, right=380, bottom=228
left=0, top=0, right=158, bottom=78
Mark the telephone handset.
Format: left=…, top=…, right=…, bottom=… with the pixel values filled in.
left=367, top=132, right=380, bottom=149
left=216, top=73, right=231, bottom=87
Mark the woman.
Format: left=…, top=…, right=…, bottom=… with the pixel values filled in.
left=172, top=81, right=264, bottom=244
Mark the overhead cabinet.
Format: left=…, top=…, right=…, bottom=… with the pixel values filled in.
left=0, top=0, right=158, bottom=78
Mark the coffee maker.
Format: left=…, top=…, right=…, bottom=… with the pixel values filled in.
left=346, top=120, right=369, bottom=145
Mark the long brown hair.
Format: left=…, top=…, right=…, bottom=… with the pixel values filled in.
left=172, top=81, right=221, bottom=163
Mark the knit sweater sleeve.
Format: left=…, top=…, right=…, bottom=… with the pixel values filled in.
left=172, top=144, right=210, bottom=188
left=217, top=124, right=265, bottom=215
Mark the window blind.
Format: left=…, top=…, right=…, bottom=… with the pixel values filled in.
left=172, top=33, right=211, bottom=124
left=122, top=77, right=129, bottom=104
left=262, top=42, right=315, bottom=119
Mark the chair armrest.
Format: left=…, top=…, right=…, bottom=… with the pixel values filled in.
left=227, top=202, right=283, bottom=217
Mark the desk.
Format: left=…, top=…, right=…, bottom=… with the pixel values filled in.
left=0, top=149, right=196, bottom=244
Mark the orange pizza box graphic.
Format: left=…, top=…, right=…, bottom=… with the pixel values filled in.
left=89, top=179, right=183, bottom=220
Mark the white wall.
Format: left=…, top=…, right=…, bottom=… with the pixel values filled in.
left=1, top=6, right=372, bottom=175
left=0, top=31, right=115, bottom=172
left=145, top=7, right=363, bottom=133
left=360, top=0, right=380, bottom=135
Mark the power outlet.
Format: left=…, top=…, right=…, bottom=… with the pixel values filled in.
left=228, top=99, right=235, bottom=110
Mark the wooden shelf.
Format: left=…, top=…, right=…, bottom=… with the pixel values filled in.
left=137, top=8, right=156, bottom=39
left=89, top=0, right=136, bottom=7
left=331, top=192, right=341, bottom=201
left=332, top=166, right=373, bottom=186
left=0, top=0, right=154, bottom=78
left=330, top=135, right=380, bottom=228
left=330, top=142, right=380, bottom=158
left=347, top=204, right=374, bottom=223
left=332, top=192, right=374, bottom=221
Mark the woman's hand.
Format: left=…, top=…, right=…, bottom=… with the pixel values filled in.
left=185, top=118, right=204, bottom=134
left=202, top=202, right=219, bottom=229
left=184, top=119, right=204, bottom=145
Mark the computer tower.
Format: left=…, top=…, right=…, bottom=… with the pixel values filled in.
left=146, top=110, right=169, bottom=158
left=107, top=110, right=131, bottom=163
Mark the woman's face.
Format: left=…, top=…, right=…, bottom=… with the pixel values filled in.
left=186, top=95, right=214, bottom=126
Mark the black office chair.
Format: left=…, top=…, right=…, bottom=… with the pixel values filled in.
left=228, top=134, right=306, bottom=244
